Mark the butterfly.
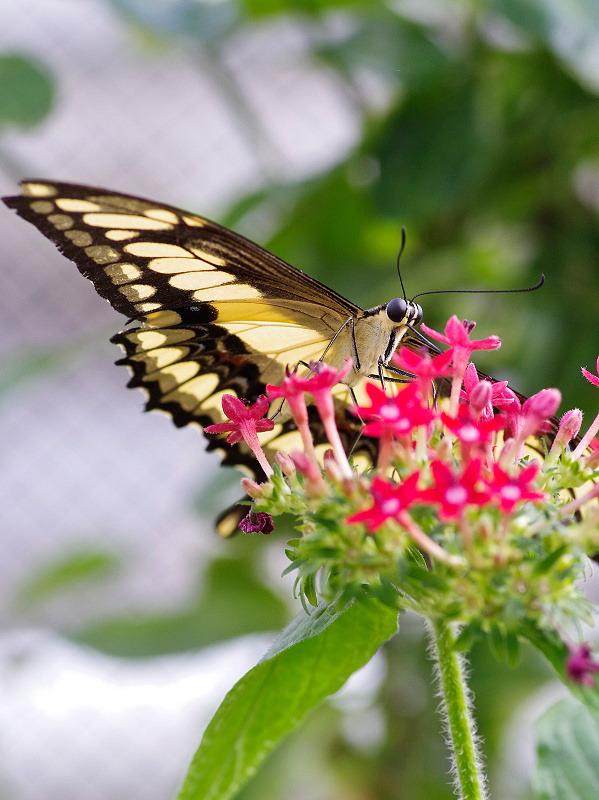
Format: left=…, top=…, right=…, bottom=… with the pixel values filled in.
left=2, top=180, right=540, bottom=533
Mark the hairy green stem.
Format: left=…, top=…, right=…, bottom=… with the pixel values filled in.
left=428, top=618, right=487, bottom=800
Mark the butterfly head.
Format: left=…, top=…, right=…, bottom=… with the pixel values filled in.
left=385, top=297, right=423, bottom=328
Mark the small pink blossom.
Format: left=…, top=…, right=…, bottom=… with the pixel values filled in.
left=421, top=316, right=500, bottom=415
left=268, top=360, right=353, bottom=477
left=441, top=404, right=505, bottom=460
left=494, top=386, right=560, bottom=459
left=566, top=643, right=599, bottom=687
left=355, top=382, right=435, bottom=440
left=238, top=510, right=274, bottom=535
left=346, top=473, right=420, bottom=532
left=422, top=315, right=501, bottom=353
left=419, top=458, right=491, bottom=520
left=392, top=346, right=453, bottom=397
left=267, top=366, right=317, bottom=463
left=205, top=394, right=274, bottom=477
left=485, top=462, right=545, bottom=514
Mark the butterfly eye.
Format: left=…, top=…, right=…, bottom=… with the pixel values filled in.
left=386, top=297, right=408, bottom=323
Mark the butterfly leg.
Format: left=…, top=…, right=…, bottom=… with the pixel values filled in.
left=318, top=317, right=361, bottom=371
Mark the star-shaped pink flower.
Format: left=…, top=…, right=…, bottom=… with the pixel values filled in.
left=205, top=394, right=274, bottom=477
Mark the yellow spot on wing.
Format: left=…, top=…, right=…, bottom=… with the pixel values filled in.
left=118, top=284, right=156, bottom=301
left=85, top=245, right=120, bottom=264
left=47, top=214, right=73, bottom=230
left=146, top=209, right=180, bottom=224
left=128, top=330, right=170, bottom=350
left=147, top=361, right=200, bottom=391
left=132, top=346, right=189, bottom=370
left=125, top=242, right=192, bottom=258
left=30, top=200, right=54, bottom=214
left=187, top=247, right=228, bottom=266
left=105, top=262, right=142, bottom=283
left=182, top=215, right=207, bottom=227
left=105, top=230, right=140, bottom=241
left=189, top=284, right=262, bottom=300
left=82, top=213, right=174, bottom=230
left=22, top=183, right=57, bottom=198
left=56, top=198, right=101, bottom=213
left=135, top=302, right=162, bottom=313
left=168, top=274, right=241, bottom=293
left=162, top=374, right=221, bottom=411
left=148, top=257, right=209, bottom=274
left=144, top=310, right=183, bottom=328
left=66, top=230, right=93, bottom=247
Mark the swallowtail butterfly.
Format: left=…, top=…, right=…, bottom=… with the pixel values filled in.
left=3, top=181, right=542, bottom=533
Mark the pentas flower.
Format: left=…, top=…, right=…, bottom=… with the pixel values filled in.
left=547, top=408, right=583, bottom=462
left=346, top=473, right=420, bottom=532
left=494, top=387, right=561, bottom=460
left=205, top=394, right=274, bottom=478
left=485, top=462, right=545, bottom=514
left=268, top=359, right=353, bottom=478
left=211, top=318, right=599, bottom=732
left=419, top=459, right=491, bottom=520
left=566, top=643, right=599, bottom=687
left=392, top=346, right=453, bottom=397
left=441, top=404, right=504, bottom=462
left=239, top=510, right=274, bottom=535
left=267, top=365, right=317, bottom=463
left=421, top=315, right=501, bottom=414
left=353, top=382, right=435, bottom=469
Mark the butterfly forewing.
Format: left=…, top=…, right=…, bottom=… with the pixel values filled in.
left=3, top=180, right=377, bottom=483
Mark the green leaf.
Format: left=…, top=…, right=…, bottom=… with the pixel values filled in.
left=74, top=555, right=289, bottom=657
left=241, top=0, right=366, bottom=17
left=17, top=548, right=120, bottom=606
left=0, top=54, right=54, bottom=128
left=534, top=697, right=599, bottom=800
left=177, top=598, right=398, bottom=800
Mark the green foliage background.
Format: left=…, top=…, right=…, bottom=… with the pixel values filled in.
left=3, top=0, right=599, bottom=798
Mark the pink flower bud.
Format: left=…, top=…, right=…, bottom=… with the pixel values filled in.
left=557, top=409, right=583, bottom=445
left=240, top=478, right=264, bottom=498
left=323, top=451, right=343, bottom=483
left=524, top=388, right=561, bottom=420
left=275, top=451, right=296, bottom=476
left=469, top=380, right=493, bottom=417
left=291, top=451, right=326, bottom=495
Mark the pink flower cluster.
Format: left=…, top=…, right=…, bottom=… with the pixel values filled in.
left=205, top=314, right=599, bottom=684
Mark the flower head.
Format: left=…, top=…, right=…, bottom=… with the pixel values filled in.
left=346, top=473, right=420, bottom=532
left=441, top=403, right=504, bottom=460
left=485, top=462, right=545, bottom=514
left=355, top=382, right=434, bottom=439
left=392, top=346, right=453, bottom=398
left=239, top=510, right=275, bottom=535
left=205, top=394, right=274, bottom=477
left=419, top=458, right=491, bottom=520
left=566, top=643, right=599, bottom=687
left=421, top=316, right=501, bottom=415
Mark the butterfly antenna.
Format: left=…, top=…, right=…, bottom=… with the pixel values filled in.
left=396, top=227, right=408, bottom=301
left=411, top=274, right=545, bottom=302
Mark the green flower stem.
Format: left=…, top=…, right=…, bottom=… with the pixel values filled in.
left=429, top=617, right=487, bottom=800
